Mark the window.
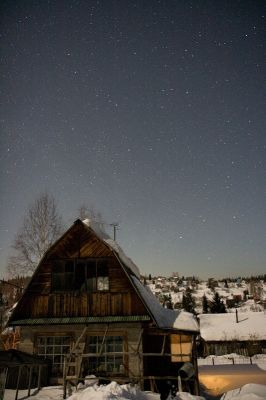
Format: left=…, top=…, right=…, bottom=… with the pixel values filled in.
left=96, top=260, right=109, bottom=291
left=97, top=276, right=109, bottom=291
left=52, top=261, right=75, bottom=291
left=36, top=335, right=72, bottom=376
left=86, top=336, right=124, bottom=374
left=80, top=259, right=109, bottom=292
left=51, top=258, right=109, bottom=292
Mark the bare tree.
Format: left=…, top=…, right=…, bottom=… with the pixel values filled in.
left=7, top=193, right=64, bottom=277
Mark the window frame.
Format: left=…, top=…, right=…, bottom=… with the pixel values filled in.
left=51, top=258, right=110, bottom=293
left=34, top=333, right=73, bottom=377
left=52, top=260, right=75, bottom=292
left=170, top=334, right=192, bottom=362
left=85, top=332, right=127, bottom=376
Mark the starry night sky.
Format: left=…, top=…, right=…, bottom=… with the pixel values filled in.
left=1, top=0, right=265, bottom=279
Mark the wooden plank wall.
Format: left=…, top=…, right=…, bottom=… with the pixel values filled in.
left=17, top=290, right=145, bottom=318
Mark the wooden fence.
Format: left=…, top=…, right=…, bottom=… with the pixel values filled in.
left=198, top=356, right=266, bottom=366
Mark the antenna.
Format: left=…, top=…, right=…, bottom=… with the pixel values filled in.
left=110, top=223, right=119, bottom=241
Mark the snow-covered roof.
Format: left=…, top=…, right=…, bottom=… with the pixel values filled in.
left=83, top=220, right=198, bottom=332
left=83, top=219, right=140, bottom=279
left=81, top=221, right=199, bottom=332
left=199, top=312, right=266, bottom=341
left=132, top=276, right=199, bottom=332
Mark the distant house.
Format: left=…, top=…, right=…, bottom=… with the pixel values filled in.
left=226, top=294, right=243, bottom=309
left=226, top=298, right=238, bottom=308
left=198, top=312, right=266, bottom=357
left=249, top=281, right=264, bottom=302
left=6, top=219, right=199, bottom=397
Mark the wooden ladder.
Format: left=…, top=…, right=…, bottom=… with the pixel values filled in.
left=65, top=342, right=85, bottom=384
left=63, top=324, right=110, bottom=398
left=63, top=327, right=88, bottom=398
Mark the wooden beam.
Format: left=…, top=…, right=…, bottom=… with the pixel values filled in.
left=63, top=356, right=67, bottom=399
left=37, top=365, right=42, bottom=390
left=99, top=325, right=109, bottom=355
left=15, top=366, right=22, bottom=400
left=87, top=375, right=185, bottom=381
left=0, top=367, right=8, bottom=400
left=136, top=328, right=143, bottom=352
left=145, top=329, right=197, bottom=336
left=81, top=351, right=191, bottom=357
left=72, top=325, right=88, bottom=353
left=161, top=334, right=166, bottom=355
left=27, top=366, right=33, bottom=397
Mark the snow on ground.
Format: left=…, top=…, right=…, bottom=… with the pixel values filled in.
left=3, top=386, right=63, bottom=400
left=220, top=383, right=266, bottom=400
left=235, top=300, right=264, bottom=313
left=3, top=383, right=204, bottom=400
left=3, top=379, right=266, bottom=400
left=68, top=381, right=160, bottom=400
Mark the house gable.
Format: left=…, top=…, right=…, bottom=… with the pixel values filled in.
left=9, top=220, right=149, bottom=324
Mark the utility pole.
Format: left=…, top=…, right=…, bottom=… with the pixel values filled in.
left=110, top=223, right=119, bottom=241
left=236, top=308, right=239, bottom=323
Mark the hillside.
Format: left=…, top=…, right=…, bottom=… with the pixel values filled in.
left=145, top=276, right=266, bottom=314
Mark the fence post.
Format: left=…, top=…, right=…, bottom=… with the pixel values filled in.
left=212, top=357, right=214, bottom=365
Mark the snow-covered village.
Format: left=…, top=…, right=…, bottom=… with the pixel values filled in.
left=0, top=219, right=266, bottom=400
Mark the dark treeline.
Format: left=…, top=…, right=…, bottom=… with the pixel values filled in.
left=222, top=274, right=266, bottom=283
left=145, top=274, right=266, bottom=283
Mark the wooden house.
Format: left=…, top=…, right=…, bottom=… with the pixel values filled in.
left=7, top=219, right=199, bottom=398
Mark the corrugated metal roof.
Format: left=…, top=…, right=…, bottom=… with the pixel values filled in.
left=9, top=315, right=151, bottom=326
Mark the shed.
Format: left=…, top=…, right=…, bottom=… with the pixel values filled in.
left=199, top=312, right=266, bottom=356
left=0, top=349, right=49, bottom=400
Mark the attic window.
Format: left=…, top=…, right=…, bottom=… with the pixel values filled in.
left=52, top=258, right=109, bottom=292
left=52, top=261, right=75, bottom=292
left=84, top=259, right=109, bottom=292
left=96, top=261, right=109, bottom=291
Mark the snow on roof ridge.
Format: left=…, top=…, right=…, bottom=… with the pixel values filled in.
left=82, top=218, right=110, bottom=240
left=82, top=219, right=140, bottom=279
